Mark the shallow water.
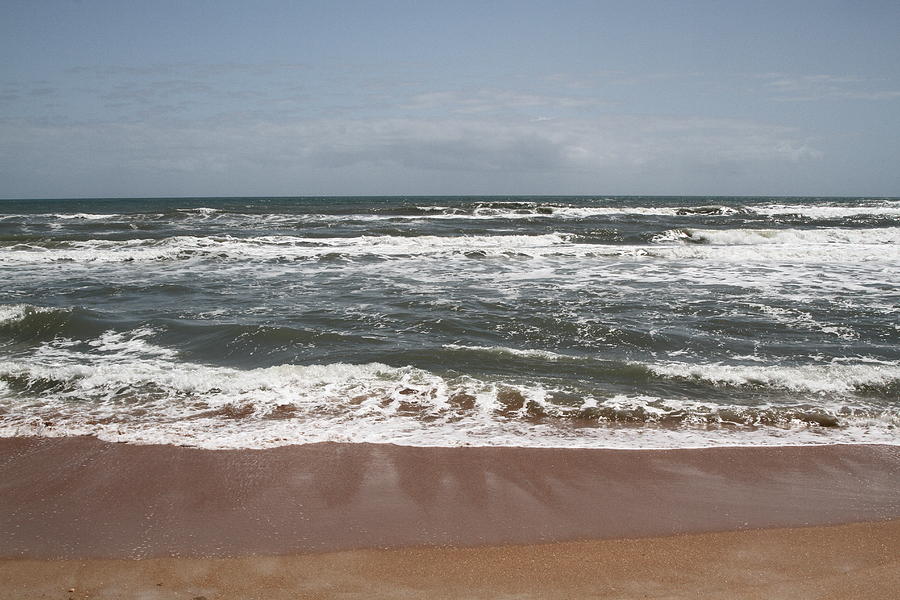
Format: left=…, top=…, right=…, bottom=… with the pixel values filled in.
left=1, top=196, right=898, bottom=448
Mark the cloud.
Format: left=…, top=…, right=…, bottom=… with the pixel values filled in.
left=103, top=79, right=215, bottom=102
left=402, top=89, right=608, bottom=115
left=759, top=73, right=900, bottom=102
left=0, top=66, right=829, bottom=196
left=0, top=112, right=820, bottom=187
left=65, top=62, right=311, bottom=78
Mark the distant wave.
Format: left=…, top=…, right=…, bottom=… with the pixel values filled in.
left=442, top=343, right=569, bottom=361
left=2, top=227, right=898, bottom=264
left=653, top=227, right=900, bottom=246
left=378, top=199, right=900, bottom=220
left=0, top=233, right=570, bottom=263
left=51, top=213, right=120, bottom=220
left=751, top=201, right=900, bottom=219
left=3, top=199, right=898, bottom=225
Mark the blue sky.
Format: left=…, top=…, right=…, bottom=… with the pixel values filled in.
left=2, top=0, right=899, bottom=198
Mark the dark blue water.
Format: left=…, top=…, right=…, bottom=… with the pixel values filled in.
left=1, top=196, right=898, bottom=448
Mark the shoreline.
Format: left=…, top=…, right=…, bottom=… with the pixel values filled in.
left=1, top=436, right=898, bottom=559
left=2, top=436, right=899, bottom=598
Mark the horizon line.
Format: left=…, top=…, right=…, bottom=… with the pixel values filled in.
left=3, top=193, right=899, bottom=202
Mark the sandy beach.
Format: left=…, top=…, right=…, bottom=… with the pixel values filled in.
left=5, top=0, right=900, bottom=593
left=1, top=520, right=898, bottom=599
left=1, top=437, right=898, bottom=597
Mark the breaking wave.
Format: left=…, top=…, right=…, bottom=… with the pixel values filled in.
left=1, top=328, right=897, bottom=449
left=4, top=199, right=898, bottom=226
left=643, top=360, right=900, bottom=395
left=3, top=196, right=898, bottom=450
left=653, top=227, right=900, bottom=246
left=3, top=226, right=900, bottom=265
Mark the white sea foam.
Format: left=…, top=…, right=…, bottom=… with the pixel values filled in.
left=469, top=206, right=682, bottom=218
left=5, top=200, right=899, bottom=227
left=747, top=303, right=858, bottom=340
left=442, top=343, right=569, bottom=361
left=0, top=304, right=60, bottom=325
left=1, top=329, right=898, bottom=450
left=751, top=202, right=900, bottom=219
left=177, top=207, right=221, bottom=217
left=643, top=244, right=898, bottom=262
left=355, top=201, right=899, bottom=221
left=0, top=233, right=575, bottom=264
left=50, top=213, right=119, bottom=220
left=390, top=201, right=900, bottom=221
left=644, top=360, right=900, bottom=394
left=3, top=226, right=900, bottom=265
left=642, top=227, right=900, bottom=263
left=657, top=227, right=900, bottom=246
left=380, top=205, right=712, bottom=220
left=0, top=305, right=34, bottom=324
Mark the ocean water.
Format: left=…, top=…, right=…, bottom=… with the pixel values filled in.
left=1, top=196, right=898, bottom=449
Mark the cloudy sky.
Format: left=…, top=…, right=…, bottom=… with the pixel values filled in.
left=2, top=0, right=899, bottom=198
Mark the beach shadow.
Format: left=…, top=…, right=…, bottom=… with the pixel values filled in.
left=394, top=447, right=564, bottom=513
left=309, top=443, right=373, bottom=508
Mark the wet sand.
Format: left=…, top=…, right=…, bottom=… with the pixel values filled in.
left=1, top=437, right=898, bottom=597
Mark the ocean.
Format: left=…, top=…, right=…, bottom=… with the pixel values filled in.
left=0, top=196, right=898, bottom=449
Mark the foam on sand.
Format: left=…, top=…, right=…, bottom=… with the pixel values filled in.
left=2, top=328, right=897, bottom=449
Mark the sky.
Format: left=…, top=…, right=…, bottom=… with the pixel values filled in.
left=1, top=0, right=899, bottom=198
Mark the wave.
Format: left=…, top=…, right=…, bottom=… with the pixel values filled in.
left=3, top=200, right=899, bottom=230
left=641, top=227, right=900, bottom=262
left=0, top=233, right=573, bottom=263
left=653, top=227, right=900, bottom=246
left=1, top=328, right=898, bottom=449
left=0, top=304, right=60, bottom=325
left=3, top=227, right=899, bottom=265
left=0, top=205, right=702, bottom=225
left=373, top=202, right=743, bottom=220
left=442, top=343, right=569, bottom=361
left=0, top=304, right=98, bottom=343
left=51, top=212, right=120, bottom=220
left=376, top=200, right=900, bottom=221
left=176, top=207, right=220, bottom=216
left=643, top=360, right=900, bottom=394
left=752, top=201, right=900, bottom=219
left=3, top=197, right=899, bottom=219
left=439, top=344, right=900, bottom=396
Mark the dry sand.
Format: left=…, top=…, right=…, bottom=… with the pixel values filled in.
left=1, top=437, right=898, bottom=598
left=1, top=520, right=898, bottom=599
